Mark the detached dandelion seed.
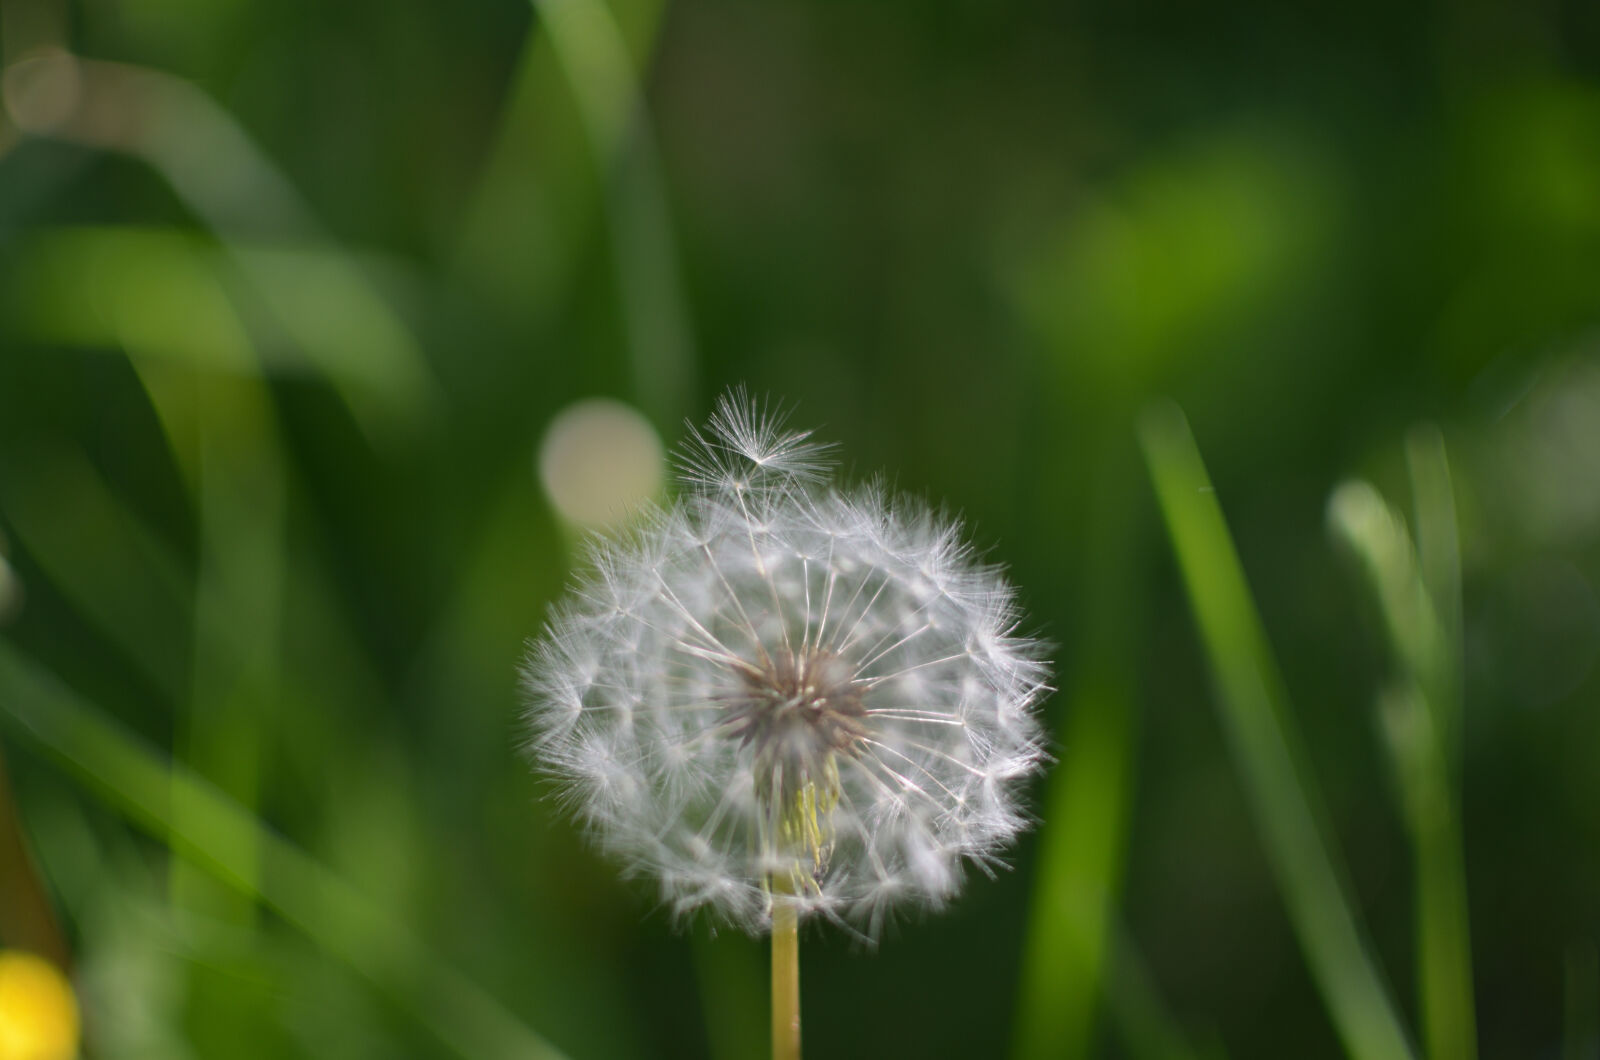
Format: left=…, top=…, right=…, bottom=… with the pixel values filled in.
left=521, top=390, right=1050, bottom=1057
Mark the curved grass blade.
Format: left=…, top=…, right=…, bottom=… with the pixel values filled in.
left=1013, top=675, right=1134, bottom=1059
left=0, top=642, right=570, bottom=1060
left=527, top=0, right=693, bottom=419
left=1329, top=459, right=1477, bottom=1060
left=4, top=54, right=434, bottom=438
left=1138, top=400, right=1414, bottom=1060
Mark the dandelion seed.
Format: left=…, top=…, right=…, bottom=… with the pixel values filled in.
left=521, top=388, right=1050, bottom=939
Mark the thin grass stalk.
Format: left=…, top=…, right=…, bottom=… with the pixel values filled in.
left=526, top=0, right=695, bottom=421
left=1329, top=447, right=1478, bottom=1060
left=1013, top=444, right=1143, bottom=1060
left=1139, top=400, right=1414, bottom=1060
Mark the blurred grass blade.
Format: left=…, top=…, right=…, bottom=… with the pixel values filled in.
left=1014, top=446, right=1154, bottom=1059
left=1105, top=925, right=1222, bottom=1060
left=9, top=226, right=430, bottom=435
left=0, top=643, right=570, bottom=1060
left=453, top=22, right=600, bottom=316
left=526, top=0, right=693, bottom=420
left=4, top=52, right=435, bottom=436
left=1371, top=683, right=1476, bottom=1060
left=0, top=445, right=191, bottom=701
left=1405, top=426, right=1463, bottom=762
left=138, top=365, right=287, bottom=923
left=14, top=221, right=293, bottom=922
left=1329, top=473, right=1477, bottom=1060
left=1138, top=400, right=1414, bottom=1060
left=1326, top=482, right=1445, bottom=711
left=1014, top=676, right=1133, bottom=1058
left=459, top=0, right=689, bottom=416
left=228, top=244, right=433, bottom=422
left=13, top=227, right=255, bottom=371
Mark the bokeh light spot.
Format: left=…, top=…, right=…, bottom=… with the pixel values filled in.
left=537, top=398, right=664, bottom=528
left=2, top=49, right=81, bottom=134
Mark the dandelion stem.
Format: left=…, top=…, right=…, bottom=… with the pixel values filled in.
left=771, top=896, right=801, bottom=1060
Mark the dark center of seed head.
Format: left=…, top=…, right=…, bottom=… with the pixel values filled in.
left=725, top=648, right=869, bottom=791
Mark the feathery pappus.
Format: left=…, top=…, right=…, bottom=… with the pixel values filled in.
left=521, top=391, right=1050, bottom=937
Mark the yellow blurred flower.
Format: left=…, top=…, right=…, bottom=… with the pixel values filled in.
left=0, top=951, right=78, bottom=1060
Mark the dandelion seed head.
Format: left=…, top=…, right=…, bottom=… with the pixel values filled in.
left=522, top=390, right=1050, bottom=936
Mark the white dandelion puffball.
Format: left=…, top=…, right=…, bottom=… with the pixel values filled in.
left=522, top=391, right=1050, bottom=936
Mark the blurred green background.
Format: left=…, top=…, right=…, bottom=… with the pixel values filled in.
left=1, top=0, right=1598, bottom=1057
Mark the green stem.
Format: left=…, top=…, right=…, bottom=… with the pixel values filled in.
left=771, top=897, right=801, bottom=1060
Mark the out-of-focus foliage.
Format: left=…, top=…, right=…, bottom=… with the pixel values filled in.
left=1, top=0, right=1598, bottom=1057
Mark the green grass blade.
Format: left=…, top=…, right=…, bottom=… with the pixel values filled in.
left=140, top=367, right=287, bottom=922
left=1329, top=469, right=1477, bottom=1060
left=0, top=445, right=191, bottom=701
left=1105, top=925, right=1223, bottom=1060
left=1014, top=446, right=1145, bottom=1059
left=525, top=0, right=694, bottom=420
left=1405, top=425, right=1464, bottom=765
left=1138, top=400, right=1414, bottom=1060
left=1369, top=682, right=1476, bottom=1060
left=1326, top=481, right=1444, bottom=708
left=1013, top=676, right=1135, bottom=1058
left=7, top=50, right=437, bottom=440
left=0, top=642, right=570, bottom=1060
left=1015, top=436, right=1208, bottom=1060
left=9, top=227, right=432, bottom=437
